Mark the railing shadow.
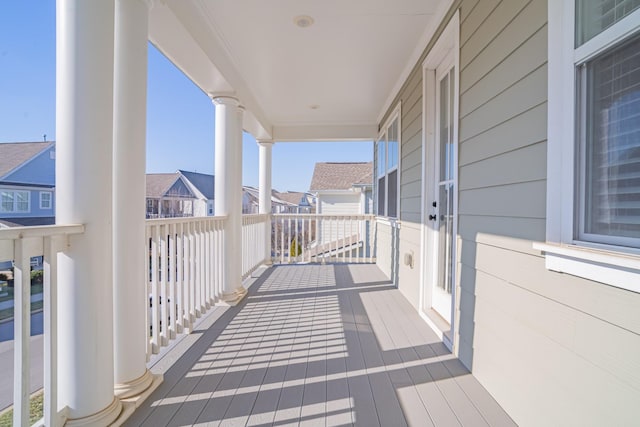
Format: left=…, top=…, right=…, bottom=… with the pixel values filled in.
left=124, top=263, right=505, bottom=427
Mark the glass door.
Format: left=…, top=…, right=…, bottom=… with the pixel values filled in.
left=431, top=58, right=456, bottom=323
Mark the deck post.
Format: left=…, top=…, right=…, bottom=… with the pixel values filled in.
left=258, top=140, right=274, bottom=264
left=56, top=0, right=121, bottom=424
left=212, top=95, right=247, bottom=305
left=112, top=0, right=158, bottom=403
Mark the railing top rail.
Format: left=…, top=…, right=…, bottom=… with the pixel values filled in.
left=145, top=215, right=228, bottom=226
left=0, top=223, right=85, bottom=240
left=272, top=213, right=375, bottom=219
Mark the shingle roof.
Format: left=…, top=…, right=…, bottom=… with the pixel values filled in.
left=146, top=173, right=181, bottom=198
left=275, top=191, right=305, bottom=206
left=309, top=162, right=373, bottom=191
left=179, top=170, right=215, bottom=200
left=0, top=142, right=54, bottom=179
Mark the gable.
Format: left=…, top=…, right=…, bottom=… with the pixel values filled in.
left=165, top=178, right=195, bottom=198
left=3, top=145, right=56, bottom=186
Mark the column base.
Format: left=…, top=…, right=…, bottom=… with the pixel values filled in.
left=65, top=397, right=122, bottom=427
left=218, top=286, right=248, bottom=306
left=114, top=369, right=156, bottom=400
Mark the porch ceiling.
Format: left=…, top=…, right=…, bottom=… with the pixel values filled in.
left=149, top=0, right=451, bottom=142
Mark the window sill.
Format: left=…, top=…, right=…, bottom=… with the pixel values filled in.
left=533, top=242, right=640, bottom=293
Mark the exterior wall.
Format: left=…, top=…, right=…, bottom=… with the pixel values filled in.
left=3, top=146, right=56, bottom=186
left=317, top=192, right=363, bottom=245
left=0, top=185, right=55, bottom=218
left=317, top=193, right=361, bottom=215
left=375, top=220, right=393, bottom=279
left=380, top=0, right=640, bottom=424
left=192, top=199, right=208, bottom=217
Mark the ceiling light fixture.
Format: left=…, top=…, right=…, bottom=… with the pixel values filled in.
left=294, top=15, right=314, bottom=28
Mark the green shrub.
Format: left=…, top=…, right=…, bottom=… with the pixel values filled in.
left=290, top=237, right=302, bottom=257
left=0, top=273, right=7, bottom=281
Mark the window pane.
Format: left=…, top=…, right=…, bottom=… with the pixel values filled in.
left=387, top=119, right=398, bottom=170
left=576, top=0, right=640, bottom=46
left=377, top=176, right=386, bottom=215
left=582, top=35, right=640, bottom=242
left=439, top=73, right=453, bottom=182
left=387, top=170, right=398, bottom=218
left=1, top=192, right=14, bottom=212
left=16, top=192, right=29, bottom=212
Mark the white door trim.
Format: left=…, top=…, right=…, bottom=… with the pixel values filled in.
left=419, top=9, right=460, bottom=351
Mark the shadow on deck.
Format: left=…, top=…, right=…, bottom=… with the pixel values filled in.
left=125, top=264, right=515, bottom=427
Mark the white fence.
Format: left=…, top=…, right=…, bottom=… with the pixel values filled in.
left=145, top=216, right=225, bottom=356
left=0, top=224, right=84, bottom=427
left=272, top=214, right=376, bottom=264
left=241, top=214, right=270, bottom=279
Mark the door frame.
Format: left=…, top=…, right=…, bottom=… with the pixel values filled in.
left=419, top=10, right=460, bottom=351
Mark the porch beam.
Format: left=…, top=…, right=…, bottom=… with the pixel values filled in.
left=113, top=0, right=158, bottom=402
left=212, top=95, right=247, bottom=305
left=56, top=0, right=121, bottom=424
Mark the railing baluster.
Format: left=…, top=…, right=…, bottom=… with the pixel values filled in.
left=13, top=238, right=33, bottom=426
left=151, top=225, right=160, bottom=353
left=43, top=235, right=60, bottom=427
left=169, top=223, right=177, bottom=340
left=160, top=224, right=168, bottom=346
left=176, top=222, right=184, bottom=334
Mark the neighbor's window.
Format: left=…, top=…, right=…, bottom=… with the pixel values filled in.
left=575, top=0, right=640, bottom=248
left=376, top=107, right=400, bottom=218
left=0, top=190, right=30, bottom=213
left=40, top=191, right=52, bottom=209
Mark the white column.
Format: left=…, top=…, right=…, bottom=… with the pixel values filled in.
left=258, top=141, right=274, bottom=263
left=56, top=0, right=121, bottom=424
left=113, top=0, right=157, bottom=401
left=212, top=96, right=247, bottom=305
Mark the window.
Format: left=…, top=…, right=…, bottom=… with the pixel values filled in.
left=40, top=191, right=52, bottom=209
left=540, top=0, right=640, bottom=291
left=376, top=104, right=400, bottom=218
left=0, top=190, right=30, bottom=213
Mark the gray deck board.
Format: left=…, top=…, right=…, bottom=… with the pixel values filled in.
left=125, top=264, right=514, bottom=427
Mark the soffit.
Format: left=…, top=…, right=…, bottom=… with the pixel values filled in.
left=150, top=0, right=449, bottom=141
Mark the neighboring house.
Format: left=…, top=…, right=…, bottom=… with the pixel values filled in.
left=310, top=162, right=373, bottom=216
left=242, top=186, right=299, bottom=214
left=145, top=173, right=197, bottom=218
left=0, top=141, right=56, bottom=228
left=273, top=191, right=315, bottom=214
left=309, top=162, right=373, bottom=250
left=179, top=170, right=215, bottom=216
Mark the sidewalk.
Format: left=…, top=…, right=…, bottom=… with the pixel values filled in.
left=0, top=292, right=43, bottom=311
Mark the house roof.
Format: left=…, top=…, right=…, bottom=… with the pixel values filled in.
left=309, top=162, right=373, bottom=191
left=274, top=191, right=305, bottom=206
left=0, top=142, right=54, bottom=179
left=179, top=170, right=215, bottom=200
left=146, top=173, right=181, bottom=198
left=0, top=217, right=56, bottom=227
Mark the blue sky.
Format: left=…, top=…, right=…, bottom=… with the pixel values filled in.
left=0, top=1, right=372, bottom=192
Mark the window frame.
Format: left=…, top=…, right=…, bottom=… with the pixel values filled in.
left=39, top=191, right=53, bottom=210
left=376, top=102, right=401, bottom=218
left=538, top=0, right=640, bottom=292
left=0, top=190, right=30, bottom=213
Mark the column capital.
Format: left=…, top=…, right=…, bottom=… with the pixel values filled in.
left=257, top=140, right=274, bottom=147
left=209, top=93, right=240, bottom=107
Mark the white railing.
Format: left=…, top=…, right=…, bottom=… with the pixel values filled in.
left=272, top=214, right=376, bottom=264
left=0, top=224, right=84, bottom=427
left=241, top=214, right=270, bottom=279
left=145, top=216, right=225, bottom=356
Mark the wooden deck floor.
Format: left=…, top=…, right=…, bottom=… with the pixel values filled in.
left=125, top=264, right=515, bottom=427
